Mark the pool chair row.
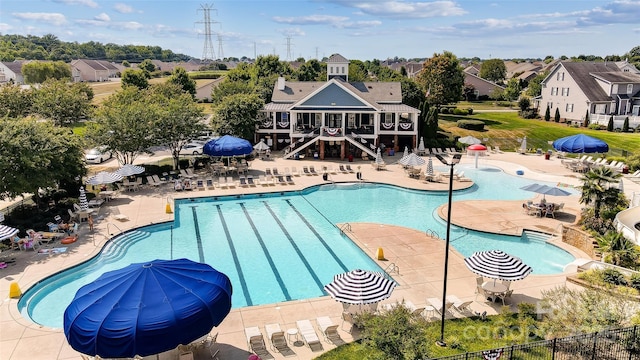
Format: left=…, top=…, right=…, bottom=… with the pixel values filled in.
left=244, top=317, right=344, bottom=357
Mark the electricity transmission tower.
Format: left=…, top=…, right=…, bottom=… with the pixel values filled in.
left=284, top=36, right=294, bottom=61
left=196, top=4, right=219, bottom=62
left=217, top=34, right=224, bottom=60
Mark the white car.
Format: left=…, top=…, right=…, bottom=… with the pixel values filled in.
left=179, top=143, right=204, bottom=155
left=85, top=147, right=112, bottom=164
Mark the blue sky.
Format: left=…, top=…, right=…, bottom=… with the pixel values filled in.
left=1, top=0, right=639, bottom=61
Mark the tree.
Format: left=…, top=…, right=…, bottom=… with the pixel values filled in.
left=0, top=84, right=34, bottom=118
left=22, top=60, right=71, bottom=84
left=478, top=59, right=506, bottom=84
left=584, top=110, right=590, bottom=127
left=526, top=72, right=546, bottom=97
left=399, top=78, right=423, bottom=109
left=554, top=108, right=560, bottom=123
left=295, top=59, right=324, bottom=81
left=623, top=117, right=630, bottom=132
left=518, top=97, right=530, bottom=112
left=138, top=59, right=156, bottom=73
left=210, top=93, right=264, bottom=140
left=416, top=51, right=464, bottom=106
left=463, top=83, right=476, bottom=101
left=489, top=87, right=504, bottom=101
left=32, top=79, right=93, bottom=126
left=544, top=105, right=551, bottom=121
left=596, top=231, right=639, bottom=267
left=580, top=166, right=622, bottom=219
left=150, top=83, right=205, bottom=169
left=503, top=78, right=522, bottom=102
left=607, top=115, right=614, bottom=131
left=425, top=107, right=439, bottom=146
left=87, top=86, right=158, bottom=164
left=0, top=118, right=85, bottom=201
left=210, top=80, right=254, bottom=106
left=167, top=67, right=196, bottom=96
left=121, top=68, right=149, bottom=89
left=122, top=60, right=130, bottom=67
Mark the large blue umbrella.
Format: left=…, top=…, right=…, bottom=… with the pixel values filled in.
left=64, top=258, right=232, bottom=358
left=552, top=134, right=609, bottom=153
left=203, top=135, right=253, bottom=157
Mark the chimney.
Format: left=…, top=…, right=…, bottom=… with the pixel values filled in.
left=277, top=76, right=285, bottom=91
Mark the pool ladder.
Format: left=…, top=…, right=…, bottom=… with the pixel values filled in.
left=384, top=262, right=400, bottom=276
left=425, top=228, right=439, bottom=239
left=339, top=223, right=352, bottom=234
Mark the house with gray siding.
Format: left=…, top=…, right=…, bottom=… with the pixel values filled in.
left=71, top=59, right=120, bottom=82
left=463, top=72, right=504, bottom=100
left=0, top=61, right=28, bottom=84
left=257, top=54, right=420, bottom=160
left=537, top=61, right=640, bottom=128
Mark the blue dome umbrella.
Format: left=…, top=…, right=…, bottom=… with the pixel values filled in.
left=203, top=135, right=253, bottom=157
left=64, top=258, right=232, bottom=358
left=552, top=134, right=609, bottom=153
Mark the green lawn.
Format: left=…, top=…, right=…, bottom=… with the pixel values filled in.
left=440, top=112, right=639, bottom=157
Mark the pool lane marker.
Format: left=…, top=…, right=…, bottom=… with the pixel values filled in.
left=190, top=206, right=205, bottom=263
left=216, top=204, right=253, bottom=306
left=285, top=199, right=349, bottom=272
left=239, top=203, right=291, bottom=301
left=262, top=201, right=325, bottom=292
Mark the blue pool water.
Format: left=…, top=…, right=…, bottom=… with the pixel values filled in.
left=19, top=164, right=576, bottom=328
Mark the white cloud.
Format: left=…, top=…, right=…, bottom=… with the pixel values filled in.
left=94, top=13, right=111, bottom=22
left=276, top=27, right=306, bottom=37
left=53, top=0, right=98, bottom=8
left=330, top=0, right=466, bottom=18
left=0, top=23, right=13, bottom=32
left=12, top=12, right=67, bottom=26
left=75, top=19, right=143, bottom=31
left=273, top=14, right=349, bottom=25
left=114, top=3, right=135, bottom=14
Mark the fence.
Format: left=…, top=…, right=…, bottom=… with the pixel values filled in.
left=433, top=325, right=639, bottom=360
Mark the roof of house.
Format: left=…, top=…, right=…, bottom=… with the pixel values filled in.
left=73, top=59, right=119, bottom=71
left=558, top=61, right=620, bottom=102
left=2, top=60, right=27, bottom=74
left=327, top=53, right=349, bottom=63
left=270, top=78, right=402, bottom=105
left=590, top=71, right=640, bottom=83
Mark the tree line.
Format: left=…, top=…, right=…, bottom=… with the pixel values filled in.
left=0, top=34, right=192, bottom=63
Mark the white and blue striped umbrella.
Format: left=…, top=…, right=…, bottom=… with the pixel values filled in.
left=464, top=250, right=532, bottom=281
left=115, top=164, right=145, bottom=177
left=86, top=171, right=123, bottom=185
left=0, top=224, right=19, bottom=241
left=78, top=187, right=89, bottom=211
left=323, top=269, right=396, bottom=305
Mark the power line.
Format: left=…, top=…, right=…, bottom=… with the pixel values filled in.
left=196, top=4, right=219, bottom=61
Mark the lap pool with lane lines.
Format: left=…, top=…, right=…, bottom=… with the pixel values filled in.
left=20, top=165, right=576, bottom=328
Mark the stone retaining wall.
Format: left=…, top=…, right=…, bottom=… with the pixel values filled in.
left=563, top=226, right=598, bottom=259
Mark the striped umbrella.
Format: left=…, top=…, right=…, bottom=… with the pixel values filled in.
left=464, top=250, right=532, bottom=282
left=418, top=137, right=425, bottom=152
left=398, top=153, right=426, bottom=167
left=86, top=171, right=123, bottom=185
left=323, top=269, right=396, bottom=305
left=375, top=148, right=384, bottom=164
left=115, top=164, right=145, bottom=177
left=403, top=146, right=409, bottom=158
left=0, top=224, right=19, bottom=241
left=426, top=155, right=434, bottom=175
left=78, top=187, right=89, bottom=211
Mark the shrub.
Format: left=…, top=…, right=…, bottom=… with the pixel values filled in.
left=519, top=109, right=538, bottom=119
left=452, top=108, right=468, bottom=115
left=630, top=273, right=640, bottom=291
left=467, top=108, right=473, bottom=115
left=457, top=120, right=485, bottom=131
left=588, top=123, right=606, bottom=130
left=602, top=268, right=628, bottom=286
left=440, top=107, right=450, bottom=114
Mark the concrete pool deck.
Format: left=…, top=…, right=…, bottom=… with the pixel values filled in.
left=2, top=151, right=639, bottom=360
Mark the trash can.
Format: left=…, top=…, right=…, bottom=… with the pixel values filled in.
left=545, top=153, right=550, bottom=160
left=623, top=166, right=629, bottom=174
left=348, top=154, right=353, bottom=162
left=322, top=173, right=328, bottom=181
left=389, top=149, right=395, bottom=156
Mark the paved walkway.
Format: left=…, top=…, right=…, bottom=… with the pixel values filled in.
left=2, top=151, right=639, bottom=360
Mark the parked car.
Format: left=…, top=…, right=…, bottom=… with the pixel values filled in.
left=85, top=147, right=112, bottom=164
left=179, top=143, right=204, bottom=155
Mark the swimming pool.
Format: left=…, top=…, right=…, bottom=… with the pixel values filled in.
left=19, top=164, right=576, bottom=328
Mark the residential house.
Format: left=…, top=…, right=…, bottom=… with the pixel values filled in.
left=71, top=59, right=120, bottom=82
left=463, top=72, right=505, bottom=100
left=537, top=61, right=640, bottom=128
left=0, top=60, right=29, bottom=84
left=257, top=54, right=420, bottom=160
left=463, top=64, right=480, bottom=76
left=195, top=78, right=224, bottom=102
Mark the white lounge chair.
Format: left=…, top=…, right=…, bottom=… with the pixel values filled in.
left=245, top=326, right=269, bottom=358
left=427, top=297, right=453, bottom=317
left=316, top=316, right=342, bottom=344
left=296, top=319, right=323, bottom=351
left=265, top=323, right=288, bottom=352
left=446, top=295, right=473, bottom=315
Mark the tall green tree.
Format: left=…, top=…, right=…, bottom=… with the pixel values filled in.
left=150, top=83, right=205, bottom=169
left=623, top=117, right=629, bottom=132
left=121, top=68, right=149, bottom=89
left=580, top=166, right=622, bottom=219
left=295, top=59, right=324, bottom=81
left=0, top=84, right=34, bottom=118
left=544, top=105, right=551, bottom=121
left=607, top=115, right=614, bottom=131
left=478, top=59, right=506, bottom=84
left=416, top=51, right=464, bottom=106
left=22, top=60, right=71, bottom=84
left=87, top=86, right=158, bottom=164
left=0, top=118, right=85, bottom=201
left=210, top=80, right=254, bottom=106
left=526, top=72, right=547, bottom=97
left=399, top=78, right=423, bottom=109
left=596, top=231, right=639, bottom=267
left=167, top=67, right=196, bottom=96
left=32, top=79, right=93, bottom=126
left=503, top=78, right=522, bottom=102
left=210, top=93, right=264, bottom=140
left=138, top=59, right=156, bottom=73
left=554, top=108, right=561, bottom=122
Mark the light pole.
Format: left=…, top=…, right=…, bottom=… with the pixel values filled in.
left=435, top=153, right=461, bottom=347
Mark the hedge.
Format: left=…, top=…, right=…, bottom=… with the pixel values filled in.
left=457, top=120, right=485, bottom=131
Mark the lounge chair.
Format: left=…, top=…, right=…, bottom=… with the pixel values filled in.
left=259, top=175, right=269, bottom=186
left=285, top=175, right=294, bottom=185
left=276, top=175, right=286, bottom=185
left=446, top=295, right=473, bottom=315
left=245, top=326, right=270, bottom=358
left=226, top=176, right=236, bottom=188
left=291, top=166, right=299, bottom=176
left=339, top=165, right=348, bottom=173
left=68, top=208, right=79, bottom=222
left=218, top=177, right=227, bottom=189
left=303, top=166, right=311, bottom=175
left=247, top=175, right=256, bottom=186
left=182, top=179, right=193, bottom=190
left=296, top=319, right=322, bottom=351
left=316, top=316, right=342, bottom=344
left=206, top=178, right=215, bottom=190
left=265, top=323, right=288, bottom=352
left=265, top=168, right=272, bottom=176
left=239, top=176, right=248, bottom=187
left=427, top=297, right=453, bottom=317
left=341, top=311, right=355, bottom=333
left=345, top=164, right=355, bottom=173
left=196, top=179, right=205, bottom=190
left=146, top=176, right=161, bottom=187
left=309, top=166, right=318, bottom=175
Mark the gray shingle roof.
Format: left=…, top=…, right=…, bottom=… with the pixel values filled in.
left=560, top=61, right=619, bottom=102
left=3, top=61, right=27, bottom=74
left=327, top=54, right=349, bottom=63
